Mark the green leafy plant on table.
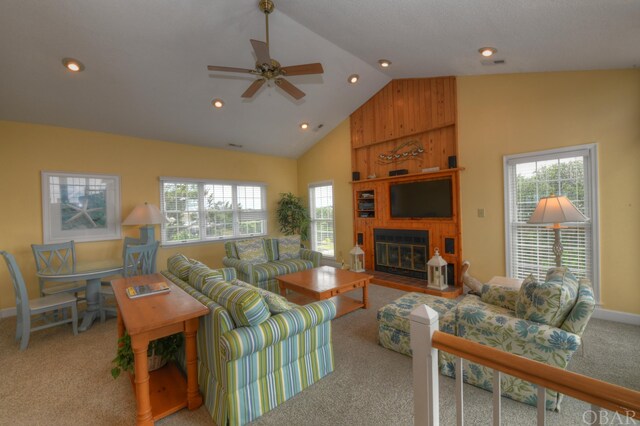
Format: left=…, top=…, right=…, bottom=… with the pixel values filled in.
left=276, top=192, right=310, bottom=242
left=111, top=331, right=184, bottom=379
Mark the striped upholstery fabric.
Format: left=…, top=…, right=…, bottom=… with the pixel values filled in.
left=167, top=253, right=192, bottom=281
left=300, top=248, right=322, bottom=267
left=161, top=260, right=335, bottom=426
left=204, top=281, right=271, bottom=327
left=232, top=279, right=296, bottom=314
left=189, top=264, right=225, bottom=293
left=252, top=259, right=314, bottom=283
left=224, top=241, right=239, bottom=259
left=263, top=238, right=279, bottom=261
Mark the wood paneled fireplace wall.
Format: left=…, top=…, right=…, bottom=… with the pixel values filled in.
left=350, top=76, right=463, bottom=297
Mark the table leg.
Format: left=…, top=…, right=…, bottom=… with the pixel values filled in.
left=278, top=282, right=286, bottom=297
left=78, top=277, right=101, bottom=332
left=185, top=318, right=203, bottom=410
left=132, top=334, right=154, bottom=425
left=363, top=280, right=369, bottom=309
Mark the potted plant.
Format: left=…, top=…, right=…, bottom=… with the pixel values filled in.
left=276, top=192, right=310, bottom=242
left=111, top=332, right=184, bottom=379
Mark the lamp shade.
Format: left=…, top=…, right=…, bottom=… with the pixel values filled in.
left=122, top=202, right=168, bottom=225
left=527, top=195, right=588, bottom=225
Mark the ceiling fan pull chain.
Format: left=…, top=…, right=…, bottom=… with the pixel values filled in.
left=265, top=10, right=269, bottom=47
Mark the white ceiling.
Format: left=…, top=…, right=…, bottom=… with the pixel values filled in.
left=1, top=0, right=638, bottom=158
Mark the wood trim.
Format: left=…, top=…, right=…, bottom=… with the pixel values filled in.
left=432, top=331, right=640, bottom=419
left=349, top=167, right=465, bottom=184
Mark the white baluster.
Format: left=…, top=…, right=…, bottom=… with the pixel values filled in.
left=410, top=304, right=440, bottom=426
left=456, top=358, right=464, bottom=426
left=493, top=370, right=501, bottom=426
left=537, top=386, right=546, bottom=426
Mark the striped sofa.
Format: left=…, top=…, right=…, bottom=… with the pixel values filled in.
left=222, top=237, right=322, bottom=293
left=162, top=254, right=336, bottom=426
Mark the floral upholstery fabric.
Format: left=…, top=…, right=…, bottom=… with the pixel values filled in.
left=232, top=279, right=297, bottom=314
left=235, top=238, right=268, bottom=265
left=278, top=235, right=301, bottom=260
left=480, top=284, right=519, bottom=311
left=515, top=274, right=538, bottom=318
left=561, top=279, right=596, bottom=335
left=516, top=267, right=579, bottom=327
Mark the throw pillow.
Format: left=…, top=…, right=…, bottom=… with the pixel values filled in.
left=480, top=285, right=520, bottom=311
left=204, top=281, right=271, bottom=327
left=235, top=238, right=268, bottom=265
left=515, top=269, right=580, bottom=327
left=263, top=238, right=279, bottom=262
left=278, top=235, right=301, bottom=260
left=188, top=264, right=225, bottom=292
left=224, top=241, right=239, bottom=259
left=232, top=279, right=296, bottom=314
left=167, top=253, right=192, bottom=281
left=515, top=274, right=538, bottom=318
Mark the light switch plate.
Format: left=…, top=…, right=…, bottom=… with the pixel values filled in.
left=477, top=208, right=485, bottom=218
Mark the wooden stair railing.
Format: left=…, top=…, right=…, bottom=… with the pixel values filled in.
left=409, top=304, right=640, bottom=426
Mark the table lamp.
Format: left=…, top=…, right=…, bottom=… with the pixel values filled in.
left=527, top=195, right=588, bottom=267
left=122, top=202, right=168, bottom=243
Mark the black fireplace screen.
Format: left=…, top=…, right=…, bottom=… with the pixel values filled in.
left=374, top=229, right=429, bottom=280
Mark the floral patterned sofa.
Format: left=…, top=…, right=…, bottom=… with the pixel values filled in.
left=162, top=254, right=335, bottom=426
left=377, top=267, right=595, bottom=411
left=222, top=235, right=322, bottom=293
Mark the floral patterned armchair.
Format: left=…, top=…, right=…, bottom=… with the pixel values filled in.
left=442, top=266, right=596, bottom=411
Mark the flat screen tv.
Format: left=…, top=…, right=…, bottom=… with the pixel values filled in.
left=390, top=178, right=453, bottom=218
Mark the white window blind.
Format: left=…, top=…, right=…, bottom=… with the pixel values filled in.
left=309, top=182, right=335, bottom=258
left=504, top=145, right=599, bottom=299
left=160, top=178, right=267, bottom=245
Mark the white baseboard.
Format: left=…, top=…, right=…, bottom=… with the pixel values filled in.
left=593, top=308, right=640, bottom=326
left=0, top=306, right=17, bottom=319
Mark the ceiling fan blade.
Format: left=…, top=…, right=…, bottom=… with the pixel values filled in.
left=275, top=78, right=305, bottom=100
left=280, top=63, right=324, bottom=76
left=207, top=65, right=255, bottom=73
left=241, top=79, right=266, bottom=98
left=250, top=39, right=271, bottom=65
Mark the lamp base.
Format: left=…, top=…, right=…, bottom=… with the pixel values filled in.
left=139, top=225, right=156, bottom=243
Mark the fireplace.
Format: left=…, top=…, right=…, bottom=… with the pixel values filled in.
left=374, top=229, right=429, bottom=280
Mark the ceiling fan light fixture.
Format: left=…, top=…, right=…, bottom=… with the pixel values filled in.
left=62, top=58, right=85, bottom=72
left=479, top=47, right=497, bottom=57
left=348, top=74, right=359, bottom=84
left=211, top=99, right=224, bottom=108
left=300, top=122, right=309, bottom=130
left=378, top=59, right=391, bottom=68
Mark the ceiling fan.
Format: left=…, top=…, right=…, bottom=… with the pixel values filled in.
left=207, top=0, right=323, bottom=100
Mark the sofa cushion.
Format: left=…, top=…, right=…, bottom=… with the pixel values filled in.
left=204, top=281, right=271, bottom=327
left=278, top=235, right=301, bottom=260
left=167, top=253, right=192, bottom=281
left=235, top=238, right=268, bottom=265
left=515, top=274, right=538, bottom=318
left=232, top=279, right=296, bottom=314
left=188, top=263, right=225, bottom=293
left=263, top=238, right=279, bottom=262
left=516, top=268, right=579, bottom=327
left=252, top=259, right=314, bottom=282
left=377, top=293, right=458, bottom=334
left=224, top=241, right=239, bottom=259
left=480, top=284, right=520, bottom=311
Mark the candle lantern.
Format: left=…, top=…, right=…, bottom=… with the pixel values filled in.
left=427, top=248, right=448, bottom=290
left=350, top=244, right=365, bottom=272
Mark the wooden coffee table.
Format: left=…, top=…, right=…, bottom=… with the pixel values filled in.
left=277, top=266, right=373, bottom=318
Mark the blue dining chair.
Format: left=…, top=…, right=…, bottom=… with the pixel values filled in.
left=31, top=241, right=86, bottom=297
left=99, top=240, right=159, bottom=322
left=1, top=251, right=78, bottom=350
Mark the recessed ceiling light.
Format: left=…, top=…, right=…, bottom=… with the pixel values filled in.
left=348, top=74, right=359, bottom=84
left=300, top=123, right=309, bottom=130
left=478, top=47, right=497, bottom=57
left=378, top=59, right=391, bottom=68
left=211, top=99, right=224, bottom=108
left=62, top=58, right=85, bottom=72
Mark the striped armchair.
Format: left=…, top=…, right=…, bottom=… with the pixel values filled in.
left=162, top=254, right=335, bottom=426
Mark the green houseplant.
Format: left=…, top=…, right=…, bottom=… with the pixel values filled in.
left=276, top=192, right=310, bottom=242
left=111, top=332, right=184, bottom=379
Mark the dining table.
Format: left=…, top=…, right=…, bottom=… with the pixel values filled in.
left=36, top=259, right=123, bottom=332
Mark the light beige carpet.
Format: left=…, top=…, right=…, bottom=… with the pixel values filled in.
left=1, top=284, right=638, bottom=425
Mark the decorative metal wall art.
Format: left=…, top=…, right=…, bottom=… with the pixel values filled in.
left=377, top=140, right=424, bottom=164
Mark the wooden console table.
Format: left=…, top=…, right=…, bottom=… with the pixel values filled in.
left=112, top=273, right=208, bottom=425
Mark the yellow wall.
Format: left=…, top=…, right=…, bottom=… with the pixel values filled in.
left=297, top=120, right=354, bottom=265
left=0, top=121, right=298, bottom=310
left=457, top=69, right=640, bottom=314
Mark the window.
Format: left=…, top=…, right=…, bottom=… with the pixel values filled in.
left=504, top=144, right=599, bottom=299
left=309, top=182, right=335, bottom=258
left=160, top=178, right=267, bottom=245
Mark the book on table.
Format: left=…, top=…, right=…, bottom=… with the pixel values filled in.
left=126, top=281, right=171, bottom=299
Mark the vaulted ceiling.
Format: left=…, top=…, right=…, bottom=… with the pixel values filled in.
left=1, top=0, right=638, bottom=158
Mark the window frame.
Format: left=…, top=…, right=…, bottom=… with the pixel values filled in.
left=308, top=180, right=336, bottom=259
left=503, top=143, right=600, bottom=302
left=159, top=177, right=267, bottom=246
